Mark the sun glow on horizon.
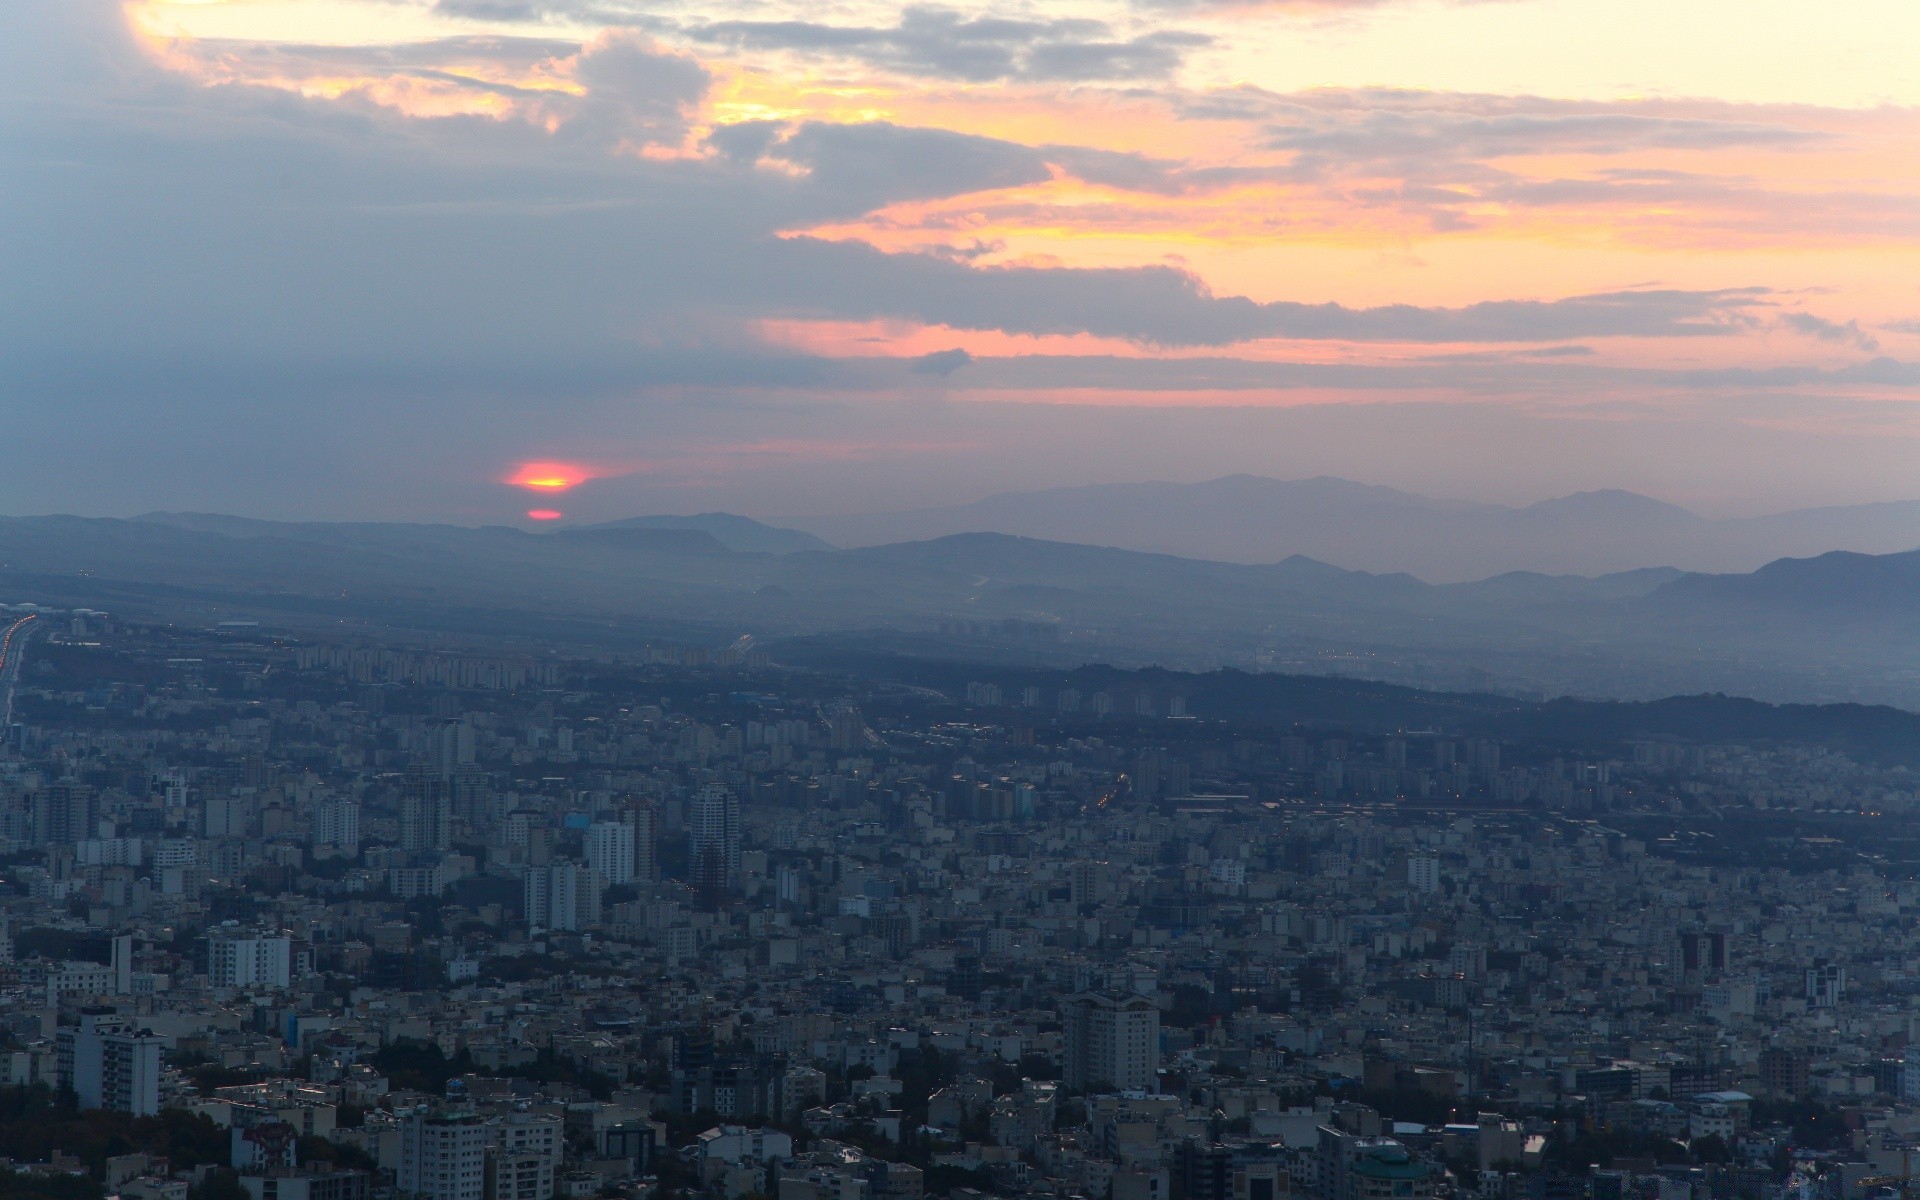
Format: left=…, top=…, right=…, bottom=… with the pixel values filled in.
left=506, top=462, right=605, bottom=493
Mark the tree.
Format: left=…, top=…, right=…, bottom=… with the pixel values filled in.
left=1691, top=1134, right=1732, bottom=1164
left=297, top=1136, right=376, bottom=1170
left=189, top=1170, right=249, bottom=1200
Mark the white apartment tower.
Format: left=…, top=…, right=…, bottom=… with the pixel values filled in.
left=524, top=863, right=602, bottom=932
left=312, top=800, right=361, bottom=852
left=586, top=821, right=635, bottom=887
left=60, top=1008, right=163, bottom=1116
left=398, top=1108, right=488, bottom=1200
left=207, top=926, right=293, bottom=988
left=1407, top=851, right=1441, bottom=895
left=1061, top=991, right=1160, bottom=1092
left=430, top=719, right=476, bottom=775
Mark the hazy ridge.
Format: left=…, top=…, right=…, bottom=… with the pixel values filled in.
left=788, top=476, right=1920, bottom=581
left=0, top=507, right=1901, bottom=708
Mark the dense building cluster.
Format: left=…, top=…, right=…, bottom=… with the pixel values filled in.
left=0, top=614, right=1913, bottom=1200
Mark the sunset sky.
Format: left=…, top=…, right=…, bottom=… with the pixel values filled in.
left=5, top=0, right=1920, bottom=523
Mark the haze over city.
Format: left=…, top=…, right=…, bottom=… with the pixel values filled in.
left=9, top=14, right=1920, bottom=1200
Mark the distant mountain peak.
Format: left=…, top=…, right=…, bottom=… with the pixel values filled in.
left=1519, top=489, right=1703, bottom=522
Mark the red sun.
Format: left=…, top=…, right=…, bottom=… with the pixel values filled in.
left=505, top=461, right=601, bottom=493
left=526, top=509, right=564, bottom=521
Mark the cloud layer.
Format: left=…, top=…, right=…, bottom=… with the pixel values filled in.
left=3, top=0, right=1918, bottom=524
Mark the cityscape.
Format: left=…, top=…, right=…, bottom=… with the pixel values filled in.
left=9, top=5, right=1920, bottom=1200
left=1, top=609, right=1917, bottom=1200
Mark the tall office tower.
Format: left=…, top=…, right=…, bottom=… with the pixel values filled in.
left=689, top=784, right=740, bottom=909
left=312, top=800, right=362, bottom=852
left=60, top=1008, right=163, bottom=1116
left=34, top=781, right=95, bottom=845
left=400, top=768, right=451, bottom=855
left=1061, top=991, right=1160, bottom=1093
left=206, top=927, right=294, bottom=988
left=586, top=821, right=635, bottom=886
left=430, top=719, right=476, bottom=776
left=524, top=863, right=602, bottom=932
left=630, top=802, right=659, bottom=883
left=398, top=1108, right=488, bottom=1200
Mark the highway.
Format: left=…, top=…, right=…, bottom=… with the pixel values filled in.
left=0, top=614, right=37, bottom=731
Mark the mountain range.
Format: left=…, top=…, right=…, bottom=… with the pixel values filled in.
left=0, top=507, right=1913, bottom=708
left=785, top=476, right=1920, bottom=581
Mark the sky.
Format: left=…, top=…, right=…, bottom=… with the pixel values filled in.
left=4, top=0, right=1920, bottom=526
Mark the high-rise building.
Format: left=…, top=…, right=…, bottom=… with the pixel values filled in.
left=207, top=926, right=294, bottom=988
left=76, top=838, right=142, bottom=867
left=524, top=863, right=602, bottom=932
left=429, top=719, right=476, bottom=776
left=155, top=771, right=189, bottom=818
left=1807, top=962, right=1845, bottom=1008
left=487, top=1111, right=561, bottom=1200
left=59, top=1008, right=163, bottom=1116
left=1132, top=751, right=1164, bottom=802
left=447, top=764, right=489, bottom=820
left=203, top=792, right=254, bottom=839
left=1061, top=991, right=1159, bottom=1092
left=400, top=768, right=451, bottom=856
left=397, top=1108, right=488, bottom=1200
left=586, top=821, right=635, bottom=887
left=1681, top=930, right=1729, bottom=974
left=312, top=801, right=361, bottom=852
left=487, top=1148, right=550, bottom=1200
left=1406, top=852, right=1440, bottom=895
left=827, top=703, right=866, bottom=752
left=689, top=784, right=740, bottom=908
left=34, top=781, right=95, bottom=845
left=630, top=802, right=658, bottom=883
left=1761, top=1047, right=1810, bottom=1098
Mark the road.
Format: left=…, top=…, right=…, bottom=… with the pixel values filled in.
left=0, top=615, right=37, bottom=731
